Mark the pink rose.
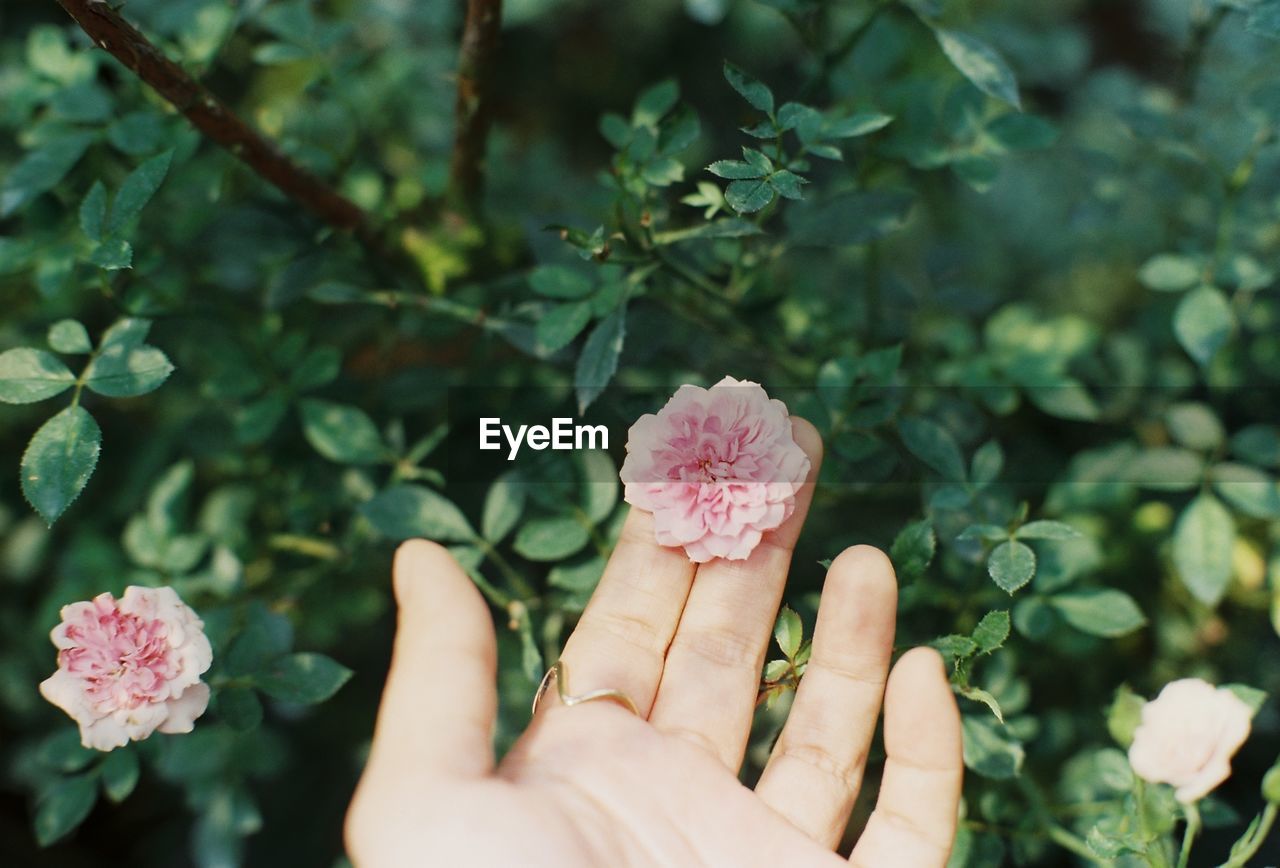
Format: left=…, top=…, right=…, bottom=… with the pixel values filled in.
left=620, top=376, right=810, bottom=563
left=39, top=586, right=213, bottom=751
left=1127, top=678, right=1253, bottom=803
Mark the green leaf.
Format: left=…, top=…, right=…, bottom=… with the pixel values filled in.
left=289, top=346, right=341, bottom=392
left=1224, top=683, right=1267, bottom=716
left=932, top=634, right=979, bottom=661
left=934, top=29, right=1020, bottom=109
left=1174, top=286, right=1234, bottom=365
left=359, top=484, right=476, bottom=542
left=482, top=473, right=526, bottom=543
left=899, top=416, right=966, bottom=481
left=1139, top=254, right=1203, bottom=292
left=106, top=149, right=173, bottom=236
left=82, top=344, right=174, bottom=398
left=575, top=307, right=627, bottom=413
left=768, top=170, right=806, bottom=200
left=823, top=111, right=894, bottom=138
left=959, top=685, right=1005, bottom=723
left=786, top=190, right=915, bottom=247
left=1165, top=402, right=1224, bottom=451
left=1212, top=463, right=1280, bottom=519
left=1107, top=685, right=1145, bottom=748
left=48, top=320, right=92, bottom=354
left=958, top=523, right=1008, bottom=541
left=987, top=113, right=1058, bottom=149
left=723, top=61, right=774, bottom=114
left=86, top=238, right=134, bottom=270
left=890, top=519, right=936, bottom=580
left=298, top=399, right=386, bottom=464
left=535, top=301, right=593, bottom=354
left=1015, top=520, right=1082, bottom=541
left=774, top=606, right=803, bottom=659
left=0, top=132, right=96, bottom=218
left=513, top=516, right=591, bottom=561
left=217, top=686, right=264, bottom=731
left=1232, top=425, right=1280, bottom=468
left=255, top=653, right=352, bottom=704
left=1173, top=494, right=1235, bottom=605
left=1262, top=761, right=1280, bottom=802
left=962, top=716, right=1024, bottom=779
left=35, top=729, right=95, bottom=773
left=988, top=540, right=1036, bottom=594
left=578, top=449, right=619, bottom=522
left=970, top=440, right=1004, bottom=485
left=0, top=349, right=76, bottom=403
left=972, top=610, right=1011, bottom=653
left=725, top=178, right=776, bottom=213
left=632, top=78, right=679, bottom=126
left=707, top=159, right=767, bottom=180
left=22, top=406, right=101, bottom=524
left=1049, top=590, right=1147, bottom=637
left=79, top=181, right=107, bottom=240
left=35, top=774, right=98, bottom=847
left=100, top=318, right=152, bottom=350
left=100, top=749, right=140, bottom=803
left=530, top=266, right=594, bottom=299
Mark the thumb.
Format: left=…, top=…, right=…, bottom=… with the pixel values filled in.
left=363, top=539, right=498, bottom=784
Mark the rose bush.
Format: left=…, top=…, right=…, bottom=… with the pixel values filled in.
left=2, top=0, right=1280, bottom=865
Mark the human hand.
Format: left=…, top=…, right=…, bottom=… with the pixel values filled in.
left=345, top=422, right=963, bottom=867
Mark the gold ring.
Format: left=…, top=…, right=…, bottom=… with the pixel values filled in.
left=531, top=660, right=639, bottom=716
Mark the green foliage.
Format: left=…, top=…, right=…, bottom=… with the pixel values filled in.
left=3, top=0, right=1280, bottom=864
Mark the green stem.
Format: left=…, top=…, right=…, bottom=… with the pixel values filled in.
left=1047, top=823, right=1112, bottom=866
left=1223, top=802, right=1278, bottom=868
left=1176, top=803, right=1200, bottom=868
left=475, top=538, right=536, bottom=600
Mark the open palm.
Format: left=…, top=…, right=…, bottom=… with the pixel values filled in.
left=346, top=422, right=963, bottom=867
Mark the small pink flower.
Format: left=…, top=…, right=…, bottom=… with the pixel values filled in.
left=1128, top=678, right=1254, bottom=803
left=39, top=586, right=213, bottom=751
left=620, top=376, right=810, bottom=563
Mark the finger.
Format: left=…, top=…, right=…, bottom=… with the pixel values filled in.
left=552, top=506, right=696, bottom=716
left=648, top=418, right=822, bottom=769
left=755, top=545, right=897, bottom=848
left=361, top=540, right=498, bottom=784
left=848, top=648, right=963, bottom=868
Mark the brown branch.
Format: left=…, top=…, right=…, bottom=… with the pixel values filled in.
left=55, top=0, right=377, bottom=247
left=447, top=0, right=503, bottom=213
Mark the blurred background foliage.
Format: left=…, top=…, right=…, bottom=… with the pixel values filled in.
left=3, top=0, right=1280, bottom=864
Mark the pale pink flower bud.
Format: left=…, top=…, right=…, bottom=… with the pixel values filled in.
left=1128, top=678, right=1253, bottom=803
left=39, top=586, right=214, bottom=751
left=620, top=376, right=810, bottom=563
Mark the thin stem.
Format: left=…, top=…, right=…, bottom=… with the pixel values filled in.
left=475, top=538, right=536, bottom=600
left=448, top=0, right=504, bottom=213
left=54, top=0, right=376, bottom=245
left=1223, top=802, right=1278, bottom=868
left=1176, top=803, right=1200, bottom=868
left=1047, top=823, right=1112, bottom=866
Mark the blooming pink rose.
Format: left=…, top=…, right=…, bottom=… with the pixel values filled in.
left=620, top=376, right=810, bottom=563
left=39, top=586, right=213, bottom=751
left=1128, top=678, right=1254, bottom=803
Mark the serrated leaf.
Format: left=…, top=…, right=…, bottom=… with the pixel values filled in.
left=890, top=518, right=936, bottom=580
left=22, top=406, right=101, bottom=524
left=723, top=61, right=774, bottom=113
left=48, top=320, right=92, bottom=354
left=575, top=307, right=626, bottom=413
left=725, top=178, right=776, bottom=213
left=255, top=653, right=352, bottom=704
left=972, top=610, right=1011, bottom=653
left=87, top=238, right=133, bottom=270
left=359, top=484, right=476, bottom=542
left=1172, top=494, right=1235, bottom=605
left=707, top=159, right=766, bottom=180
left=298, top=399, right=386, bottom=464
left=899, top=416, right=966, bottom=481
left=935, top=29, right=1021, bottom=109
left=106, top=149, right=173, bottom=236
left=988, top=540, right=1036, bottom=593
left=774, top=606, right=802, bottom=659
left=0, top=348, right=76, bottom=404
left=82, top=344, right=174, bottom=398
left=535, top=302, right=593, bottom=354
